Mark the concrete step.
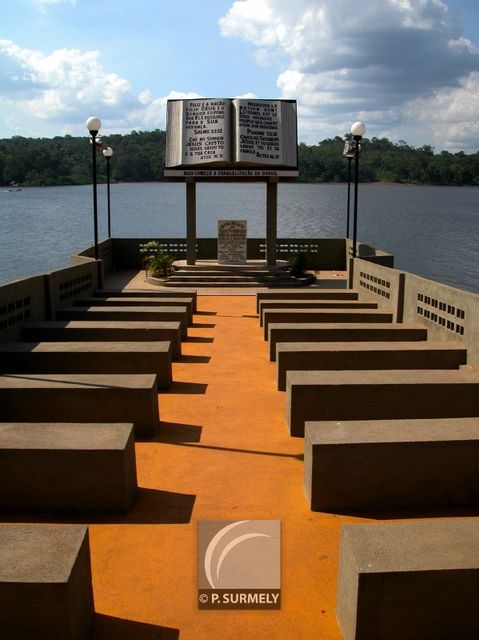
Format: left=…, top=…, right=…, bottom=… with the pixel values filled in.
left=0, top=525, right=94, bottom=639
left=0, top=422, right=137, bottom=511
left=0, top=373, right=160, bottom=438
left=259, top=300, right=378, bottom=325
left=94, top=288, right=197, bottom=311
left=286, top=368, right=479, bottom=436
left=263, top=309, right=393, bottom=340
left=256, top=289, right=359, bottom=312
left=304, top=417, right=479, bottom=511
left=276, top=341, right=467, bottom=390
left=164, top=280, right=306, bottom=288
left=56, top=306, right=189, bottom=338
left=22, top=321, right=182, bottom=359
left=337, top=519, right=479, bottom=640
left=0, top=341, right=173, bottom=389
left=75, top=296, right=194, bottom=322
left=268, top=323, right=428, bottom=361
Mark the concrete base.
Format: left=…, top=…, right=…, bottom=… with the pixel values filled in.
left=0, top=341, right=173, bottom=389
left=56, top=306, right=189, bottom=338
left=95, top=287, right=197, bottom=311
left=256, top=289, right=359, bottom=312
left=0, top=422, right=137, bottom=511
left=263, top=309, right=393, bottom=340
left=336, top=519, right=479, bottom=640
left=0, top=525, right=94, bottom=639
left=0, top=373, right=160, bottom=438
left=259, top=300, right=378, bottom=325
left=268, top=323, right=428, bottom=361
left=276, top=341, right=467, bottom=390
left=305, top=418, right=479, bottom=511
left=22, top=321, right=182, bottom=359
left=286, top=369, right=479, bottom=436
left=76, top=296, right=194, bottom=323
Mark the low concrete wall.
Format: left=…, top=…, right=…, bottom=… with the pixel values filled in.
left=47, top=261, right=99, bottom=317
left=353, top=258, right=405, bottom=322
left=111, top=238, right=347, bottom=270
left=0, top=275, right=47, bottom=342
left=346, top=238, right=395, bottom=267
left=351, top=257, right=479, bottom=366
left=74, top=238, right=114, bottom=275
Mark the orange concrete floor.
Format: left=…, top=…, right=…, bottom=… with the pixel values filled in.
left=92, top=294, right=359, bottom=639
left=5, top=294, right=456, bottom=639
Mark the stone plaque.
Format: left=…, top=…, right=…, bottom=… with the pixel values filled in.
left=218, top=220, right=247, bottom=264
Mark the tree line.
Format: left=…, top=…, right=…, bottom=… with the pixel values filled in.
left=0, top=130, right=478, bottom=187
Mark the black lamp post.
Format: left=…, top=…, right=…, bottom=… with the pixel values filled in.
left=343, top=140, right=356, bottom=238
left=350, top=121, right=366, bottom=259
left=103, top=146, right=113, bottom=238
left=85, top=116, right=102, bottom=261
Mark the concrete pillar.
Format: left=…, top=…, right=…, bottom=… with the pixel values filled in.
left=186, top=178, right=196, bottom=265
left=266, top=177, right=278, bottom=266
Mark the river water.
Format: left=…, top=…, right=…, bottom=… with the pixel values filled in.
left=0, top=182, right=478, bottom=292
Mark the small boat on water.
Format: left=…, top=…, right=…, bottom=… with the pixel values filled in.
left=6, top=181, right=22, bottom=192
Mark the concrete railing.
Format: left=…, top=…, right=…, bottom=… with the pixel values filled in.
left=353, top=257, right=479, bottom=365
left=111, top=237, right=347, bottom=270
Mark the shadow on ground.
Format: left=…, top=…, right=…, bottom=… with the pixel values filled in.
left=92, top=614, right=179, bottom=640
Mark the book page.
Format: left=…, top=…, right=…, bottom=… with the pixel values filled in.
left=233, top=99, right=282, bottom=165
left=182, top=99, right=230, bottom=165
left=164, top=100, right=183, bottom=168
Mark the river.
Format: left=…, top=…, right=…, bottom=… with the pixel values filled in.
left=0, top=182, right=478, bottom=292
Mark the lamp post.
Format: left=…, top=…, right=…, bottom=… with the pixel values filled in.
left=343, top=139, right=356, bottom=238
left=351, top=121, right=366, bottom=259
left=85, top=116, right=101, bottom=262
left=103, top=147, right=113, bottom=238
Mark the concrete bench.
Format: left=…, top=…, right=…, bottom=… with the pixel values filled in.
left=276, top=341, right=467, bottom=390
left=336, top=519, right=479, bottom=640
left=95, top=287, right=198, bottom=311
left=22, top=321, right=182, bottom=359
left=0, top=373, right=160, bottom=438
left=286, top=369, right=479, bottom=436
left=0, top=341, right=173, bottom=389
left=56, top=306, right=189, bottom=338
left=305, top=418, right=479, bottom=511
left=263, top=309, right=393, bottom=340
left=256, top=289, right=359, bottom=312
left=0, top=524, right=94, bottom=639
left=75, top=296, right=194, bottom=323
left=0, top=422, right=137, bottom=511
left=259, top=299, right=378, bottom=325
left=268, top=323, right=427, bottom=361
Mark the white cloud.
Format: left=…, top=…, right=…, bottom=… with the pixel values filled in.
left=33, top=0, right=76, bottom=12
left=0, top=40, right=200, bottom=136
left=219, top=0, right=479, bottom=149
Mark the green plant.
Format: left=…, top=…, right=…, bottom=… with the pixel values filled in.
left=288, top=252, right=309, bottom=276
left=144, top=251, right=175, bottom=278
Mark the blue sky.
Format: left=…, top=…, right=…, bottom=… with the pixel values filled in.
left=1, top=0, right=479, bottom=151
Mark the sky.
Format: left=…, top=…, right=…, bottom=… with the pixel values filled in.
left=1, top=0, right=479, bottom=151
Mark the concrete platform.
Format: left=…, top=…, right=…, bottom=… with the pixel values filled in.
left=95, top=287, right=198, bottom=311
left=0, top=524, right=94, bottom=639
left=336, top=519, right=479, bottom=640
left=305, top=418, right=479, bottom=511
left=276, top=341, right=467, bottom=390
left=286, top=369, right=479, bottom=436
left=259, top=300, right=378, bottom=325
left=76, top=296, right=194, bottom=322
left=0, top=373, right=160, bottom=438
left=256, top=289, right=359, bottom=312
left=268, top=323, right=428, bottom=361
left=0, top=341, right=173, bottom=388
left=56, top=306, right=189, bottom=338
left=263, top=309, right=393, bottom=340
left=0, top=422, right=137, bottom=511
left=22, top=321, right=182, bottom=359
